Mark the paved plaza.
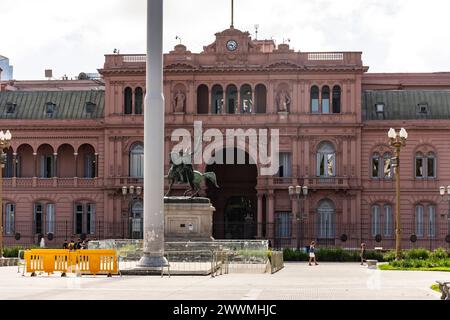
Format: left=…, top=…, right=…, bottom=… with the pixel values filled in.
left=0, top=262, right=445, bottom=300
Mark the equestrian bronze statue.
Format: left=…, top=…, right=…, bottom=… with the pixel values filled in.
left=165, top=151, right=219, bottom=197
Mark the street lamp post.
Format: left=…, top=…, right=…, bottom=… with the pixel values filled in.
left=439, top=185, right=450, bottom=247
left=289, top=185, right=308, bottom=250
left=388, top=127, right=408, bottom=260
left=0, top=130, right=12, bottom=258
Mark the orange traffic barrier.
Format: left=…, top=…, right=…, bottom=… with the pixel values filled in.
left=24, top=249, right=117, bottom=277
left=70, top=250, right=117, bottom=276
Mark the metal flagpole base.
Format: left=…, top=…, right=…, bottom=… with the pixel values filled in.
left=120, top=253, right=169, bottom=276
left=136, top=253, right=168, bottom=268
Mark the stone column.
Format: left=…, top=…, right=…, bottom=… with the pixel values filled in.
left=208, top=87, right=212, bottom=115
left=137, top=0, right=168, bottom=268
left=95, top=153, right=99, bottom=178
left=12, top=153, right=17, bottom=178
left=33, top=152, right=38, bottom=177
left=251, top=85, right=256, bottom=114
left=74, top=153, right=78, bottom=177
left=236, top=88, right=241, bottom=114
left=268, top=81, right=274, bottom=114
left=53, top=153, right=58, bottom=177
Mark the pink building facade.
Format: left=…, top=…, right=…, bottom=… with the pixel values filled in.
left=1, top=27, right=450, bottom=249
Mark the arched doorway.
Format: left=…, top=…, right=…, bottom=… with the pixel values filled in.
left=206, top=148, right=257, bottom=239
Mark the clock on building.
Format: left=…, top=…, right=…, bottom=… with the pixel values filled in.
left=226, top=39, right=238, bottom=51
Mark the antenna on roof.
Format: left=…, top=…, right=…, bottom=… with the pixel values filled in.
left=283, top=38, right=291, bottom=44
left=113, top=48, right=120, bottom=54
left=254, top=24, right=259, bottom=40
left=175, top=35, right=182, bottom=44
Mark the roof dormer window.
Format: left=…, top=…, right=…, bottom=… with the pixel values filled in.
left=375, top=103, right=385, bottom=119
left=417, top=103, right=430, bottom=116
left=85, top=101, right=96, bottom=114
left=6, top=102, right=16, bottom=114
left=375, top=103, right=384, bottom=113
left=46, top=102, right=56, bottom=117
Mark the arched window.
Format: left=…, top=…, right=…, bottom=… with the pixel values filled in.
left=197, top=84, right=209, bottom=114
left=371, top=153, right=380, bottom=178
left=77, top=144, right=96, bottom=178
left=311, top=86, right=319, bottom=113
left=332, top=85, right=341, bottom=113
left=135, top=87, right=143, bottom=114
left=415, top=152, right=435, bottom=178
left=37, top=144, right=55, bottom=178
left=226, top=85, right=238, bottom=114
left=130, top=143, right=144, bottom=178
left=321, top=86, right=330, bottom=114
left=255, top=84, right=267, bottom=113
left=16, top=144, right=34, bottom=178
left=317, top=142, right=336, bottom=177
left=240, top=84, right=252, bottom=113
left=124, top=87, right=132, bottom=115
left=383, top=152, right=392, bottom=179
left=211, top=85, right=223, bottom=114
left=317, top=199, right=335, bottom=239
left=371, top=205, right=381, bottom=237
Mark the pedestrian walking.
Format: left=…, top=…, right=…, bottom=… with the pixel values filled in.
left=308, top=241, right=318, bottom=266
left=360, top=243, right=366, bottom=265
left=62, top=239, right=68, bottom=249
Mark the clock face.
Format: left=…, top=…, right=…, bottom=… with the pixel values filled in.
left=226, top=39, right=238, bottom=51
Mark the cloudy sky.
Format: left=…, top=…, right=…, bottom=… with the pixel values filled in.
left=1, top=0, right=450, bottom=80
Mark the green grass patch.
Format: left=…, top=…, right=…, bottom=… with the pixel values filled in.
left=379, top=264, right=450, bottom=272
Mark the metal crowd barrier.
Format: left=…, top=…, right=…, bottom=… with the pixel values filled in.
left=24, top=249, right=118, bottom=277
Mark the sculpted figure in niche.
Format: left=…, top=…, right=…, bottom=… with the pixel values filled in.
left=173, top=90, right=186, bottom=112
left=277, top=89, right=291, bottom=112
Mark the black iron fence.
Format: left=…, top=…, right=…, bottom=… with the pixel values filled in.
left=3, top=219, right=450, bottom=251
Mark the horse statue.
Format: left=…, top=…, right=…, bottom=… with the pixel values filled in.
left=165, top=151, right=219, bottom=197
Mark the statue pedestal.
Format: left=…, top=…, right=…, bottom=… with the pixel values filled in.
left=164, top=197, right=215, bottom=241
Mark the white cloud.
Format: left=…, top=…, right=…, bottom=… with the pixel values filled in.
left=1, top=0, right=450, bottom=79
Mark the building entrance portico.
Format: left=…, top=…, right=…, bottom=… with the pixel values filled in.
left=206, top=148, right=258, bottom=239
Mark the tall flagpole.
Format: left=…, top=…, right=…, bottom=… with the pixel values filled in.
left=137, top=0, right=168, bottom=268
left=231, top=0, right=234, bottom=28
